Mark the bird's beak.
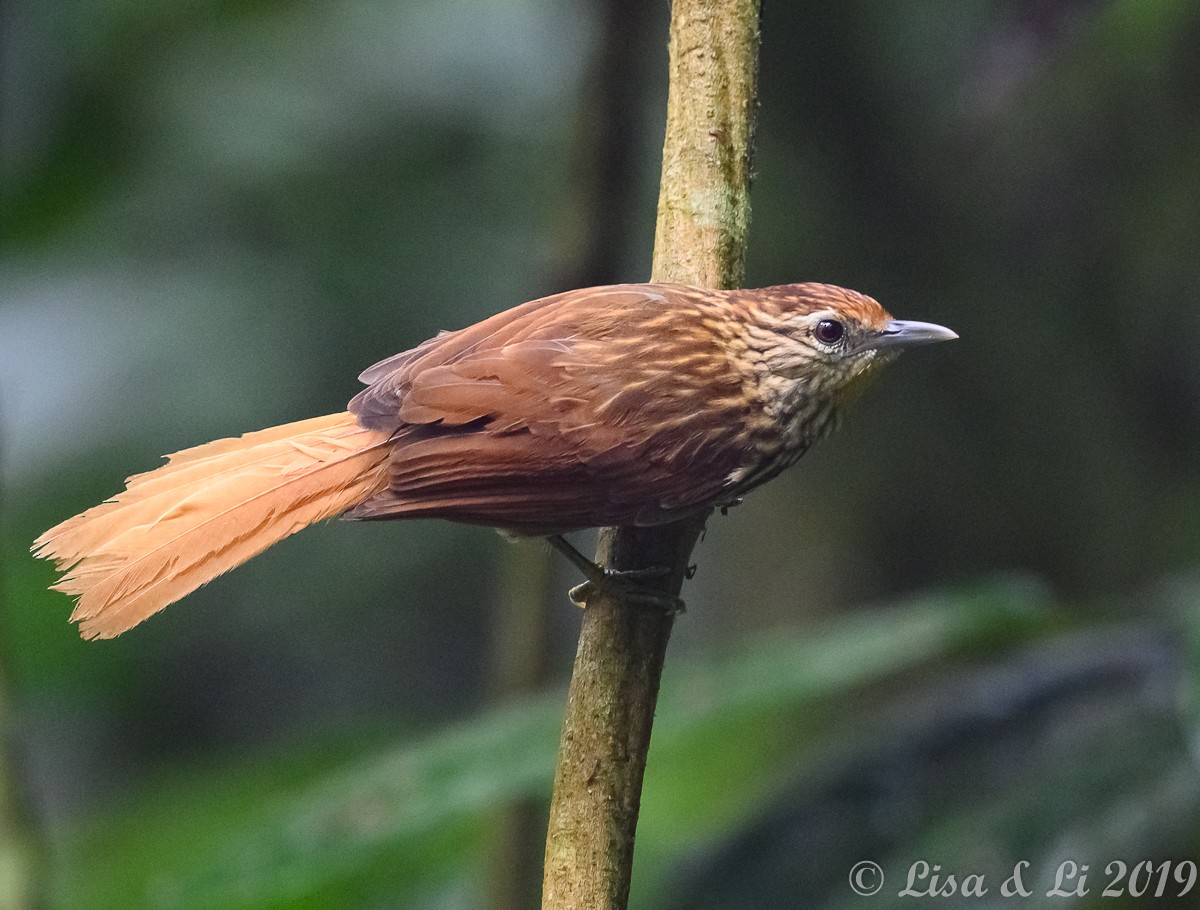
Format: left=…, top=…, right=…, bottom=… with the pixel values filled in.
left=866, top=319, right=958, bottom=352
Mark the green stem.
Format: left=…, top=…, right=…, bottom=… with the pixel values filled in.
left=540, top=1, right=761, bottom=907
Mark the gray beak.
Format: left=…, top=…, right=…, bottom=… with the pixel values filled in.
left=868, top=319, right=958, bottom=351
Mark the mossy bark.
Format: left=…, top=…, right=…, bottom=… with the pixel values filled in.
left=541, top=1, right=761, bottom=907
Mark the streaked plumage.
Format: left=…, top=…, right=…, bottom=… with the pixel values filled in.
left=34, top=282, right=955, bottom=638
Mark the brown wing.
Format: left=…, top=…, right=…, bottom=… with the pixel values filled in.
left=346, top=284, right=757, bottom=533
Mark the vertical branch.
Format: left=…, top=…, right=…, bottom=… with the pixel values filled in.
left=488, top=3, right=661, bottom=908
left=0, top=436, right=41, bottom=909
left=0, top=667, right=38, bottom=910
left=652, top=0, right=760, bottom=288
left=541, top=2, right=761, bottom=908
left=486, top=540, right=556, bottom=910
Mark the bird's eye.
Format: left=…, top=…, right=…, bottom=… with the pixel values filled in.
left=814, top=319, right=845, bottom=346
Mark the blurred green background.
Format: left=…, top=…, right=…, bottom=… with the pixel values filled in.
left=3, top=0, right=1200, bottom=907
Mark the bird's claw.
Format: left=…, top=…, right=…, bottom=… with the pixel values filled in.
left=545, top=535, right=685, bottom=615
left=568, top=566, right=686, bottom=615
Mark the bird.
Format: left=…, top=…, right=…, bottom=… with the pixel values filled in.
left=33, top=282, right=955, bottom=639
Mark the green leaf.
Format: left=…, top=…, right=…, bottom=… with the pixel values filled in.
left=53, top=579, right=1050, bottom=909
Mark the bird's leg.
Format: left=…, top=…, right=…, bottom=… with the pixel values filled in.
left=545, top=535, right=685, bottom=614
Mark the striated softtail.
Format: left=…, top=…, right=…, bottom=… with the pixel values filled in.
left=32, top=412, right=392, bottom=639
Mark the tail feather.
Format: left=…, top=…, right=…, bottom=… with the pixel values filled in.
left=33, top=412, right=391, bottom=639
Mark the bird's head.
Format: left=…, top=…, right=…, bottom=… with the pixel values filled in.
left=740, top=282, right=957, bottom=430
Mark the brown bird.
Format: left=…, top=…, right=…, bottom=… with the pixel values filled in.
left=33, top=282, right=955, bottom=638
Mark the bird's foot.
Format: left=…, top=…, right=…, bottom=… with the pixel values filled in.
left=567, top=568, right=686, bottom=614
left=547, top=535, right=686, bottom=615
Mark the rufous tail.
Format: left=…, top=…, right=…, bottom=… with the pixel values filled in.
left=33, top=412, right=392, bottom=640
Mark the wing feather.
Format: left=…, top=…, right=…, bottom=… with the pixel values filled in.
left=348, top=285, right=756, bottom=531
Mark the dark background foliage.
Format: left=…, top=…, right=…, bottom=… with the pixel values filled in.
left=1, top=0, right=1198, bottom=907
